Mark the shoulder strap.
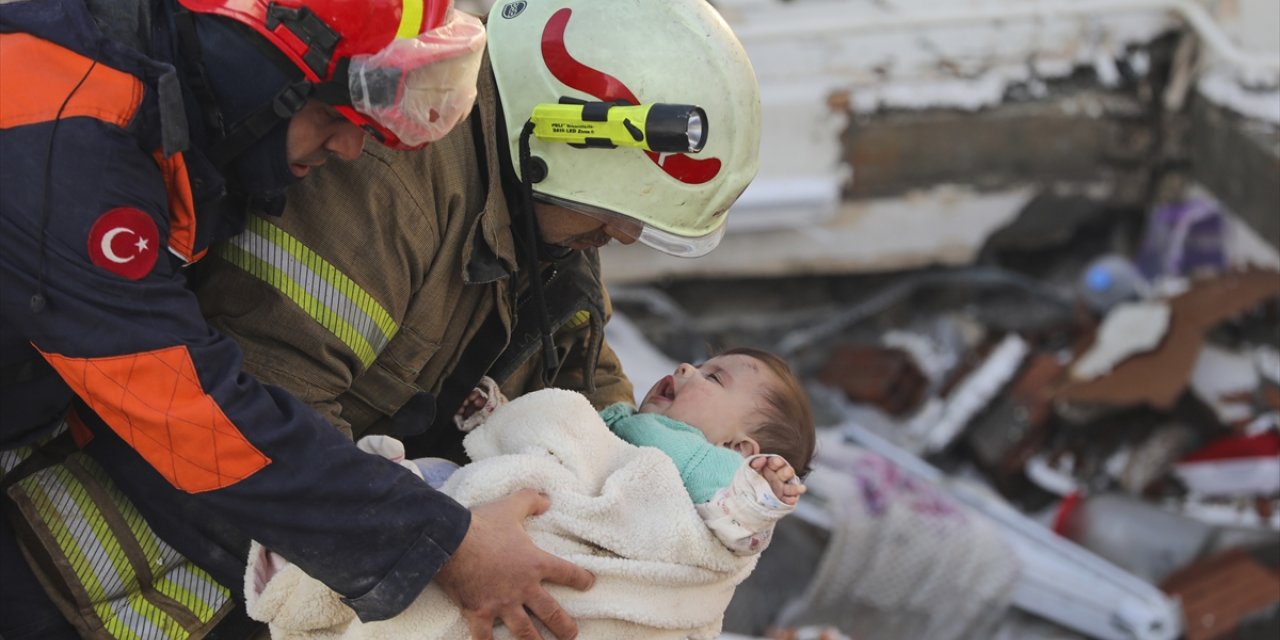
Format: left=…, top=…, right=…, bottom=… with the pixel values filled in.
left=0, top=430, right=75, bottom=493
left=401, top=253, right=606, bottom=461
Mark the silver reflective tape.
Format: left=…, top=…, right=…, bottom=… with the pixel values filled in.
left=229, top=227, right=390, bottom=355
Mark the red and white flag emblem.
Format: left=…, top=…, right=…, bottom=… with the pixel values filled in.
left=87, top=207, right=159, bottom=280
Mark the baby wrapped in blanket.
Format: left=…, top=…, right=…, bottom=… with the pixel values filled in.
left=247, top=348, right=815, bottom=639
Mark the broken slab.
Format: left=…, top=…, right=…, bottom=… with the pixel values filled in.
left=815, top=345, right=929, bottom=417
left=1189, top=344, right=1265, bottom=426
left=1160, top=545, right=1280, bottom=640
left=1056, top=269, right=1280, bottom=409
left=1070, top=301, right=1172, bottom=381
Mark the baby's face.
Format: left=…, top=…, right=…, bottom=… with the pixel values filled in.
left=638, top=354, right=776, bottom=449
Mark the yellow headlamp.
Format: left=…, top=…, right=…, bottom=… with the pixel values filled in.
left=530, top=101, right=707, bottom=153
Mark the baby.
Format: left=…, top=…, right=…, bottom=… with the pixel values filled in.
left=453, top=346, right=816, bottom=553
left=249, top=347, right=817, bottom=638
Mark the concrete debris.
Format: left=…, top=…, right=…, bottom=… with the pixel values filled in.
left=1117, top=424, right=1199, bottom=496
left=815, top=345, right=928, bottom=416
left=1056, top=268, right=1280, bottom=409
left=1174, top=431, right=1280, bottom=498
left=1189, top=344, right=1265, bottom=426
left=983, top=192, right=1117, bottom=255
left=1252, top=345, right=1280, bottom=386
left=611, top=203, right=1277, bottom=640
left=1069, top=301, right=1172, bottom=381
left=1024, top=452, right=1082, bottom=497
left=966, top=352, right=1065, bottom=484
left=1160, top=545, right=1280, bottom=640
left=920, top=334, right=1028, bottom=453
left=1174, top=495, right=1280, bottom=530
left=720, top=627, right=853, bottom=640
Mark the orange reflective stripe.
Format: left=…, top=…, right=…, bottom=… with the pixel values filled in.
left=151, top=151, right=205, bottom=263
left=0, top=33, right=143, bottom=130
left=35, top=345, right=272, bottom=493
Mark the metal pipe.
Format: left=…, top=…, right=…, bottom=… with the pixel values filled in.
left=773, top=266, right=1076, bottom=359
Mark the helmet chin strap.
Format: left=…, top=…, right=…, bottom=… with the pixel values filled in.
left=203, top=80, right=310, bottom=169
left=516, top=121, right=561, bottom=383
left=173, top=7, right=312, bottom=170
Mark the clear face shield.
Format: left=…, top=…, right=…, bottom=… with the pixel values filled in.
left=346, top=10, right=485, bottom=149
left=528, top=100, right=726, bottom=257
left=533, top=193, right=728, bottom=258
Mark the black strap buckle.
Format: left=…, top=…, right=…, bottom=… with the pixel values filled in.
left=265, top=3, right=341, bottom=78
left=273, top=81, right=314, bottom=118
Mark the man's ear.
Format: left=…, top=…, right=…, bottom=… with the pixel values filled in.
left=730, top=436, right=760, bottom=457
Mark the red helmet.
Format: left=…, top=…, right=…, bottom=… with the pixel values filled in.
left=178, top=0, right=485, bottom=149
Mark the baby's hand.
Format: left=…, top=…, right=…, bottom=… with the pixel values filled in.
left=453, top=376, right=507, bottom=432
left=750, top=455, right=806, bottom=506
left=456, top=387, right=488, bottom=421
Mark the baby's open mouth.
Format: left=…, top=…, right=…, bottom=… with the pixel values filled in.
left=655, top=375, right=675, bottom=401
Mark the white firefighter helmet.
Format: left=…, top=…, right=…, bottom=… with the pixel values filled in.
left=486, top=0, right=762, bottom=257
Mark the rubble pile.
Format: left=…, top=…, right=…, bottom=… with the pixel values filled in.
left=613, top=197, right=1280, bottom=640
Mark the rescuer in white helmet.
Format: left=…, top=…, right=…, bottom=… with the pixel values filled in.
left=193, top=1, right=763, bottom=637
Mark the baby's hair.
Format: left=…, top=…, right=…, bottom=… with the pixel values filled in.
left=717, top=347, right=816, bottom=477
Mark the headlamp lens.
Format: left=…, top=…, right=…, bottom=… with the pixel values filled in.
left=686, top=109, right=706, bottom=153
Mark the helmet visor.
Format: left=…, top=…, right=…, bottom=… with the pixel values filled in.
left=348, top=10, right=485, bottom=149
left=534, top=194, right=727, bottom=258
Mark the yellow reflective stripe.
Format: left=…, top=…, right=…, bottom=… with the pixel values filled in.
left=7, top=432, right=227, bottom=637
left=218, top=216, right=399, bottom=367
left=80, top=454, right=230, bottom=623
left=1, top=422, right=64, bottom=475
left=250, top=217, right=398, bottom=341
left=0, top=446, right=31, bottom=475
left=44, top=465, right=176, bottom=639
left=561, top=310, right=591, bottom=332
left=58, top=466, right=137, bottom=591
left=21, top=471, right=132, bottom=637
left=218, top=241, right=378, bottom=366
left=127, top=589, right=188, bottom=640
left=157, top=565, right=227, bottom=624
left=82, top=455, right=177, bottom=574
left=398, top=0, right=424, bottom=38
left=24, top=463, right=192, bottom=639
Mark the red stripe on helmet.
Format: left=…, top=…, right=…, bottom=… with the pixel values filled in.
left=540, top=8, right=721, bottom=185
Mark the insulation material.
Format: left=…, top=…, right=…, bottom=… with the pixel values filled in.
left=1188, top=344, right=1263, bottom=426
left=1070, top=301, right=1172, bottom=381
left=922, top=334, right=1029, bottom=453
left=1056, top=269, right=1280, bottom=409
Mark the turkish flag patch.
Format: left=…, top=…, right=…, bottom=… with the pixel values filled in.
left=87, top=208, right=160, bottom=280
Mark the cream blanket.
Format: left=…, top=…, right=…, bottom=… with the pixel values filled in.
left=245, top=389, right=757, bottom=639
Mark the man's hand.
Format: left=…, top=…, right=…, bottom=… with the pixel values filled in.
left=750, top=455, right=806, bottom=506
left=435, top=489, right=595, bottom=639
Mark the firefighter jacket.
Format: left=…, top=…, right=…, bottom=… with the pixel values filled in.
left=195, top=53, right=635, bottom=458
left=0, top=0, right=469, bottom=622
